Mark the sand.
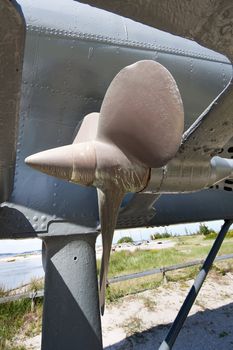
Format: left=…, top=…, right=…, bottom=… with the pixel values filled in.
left=18, top=270, right=233, bottom=350
left=0, top=253, right=41, bottom=263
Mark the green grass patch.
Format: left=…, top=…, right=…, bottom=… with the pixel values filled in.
left=0, top=278, right=44, bottom=347
left=204, top=232, right=218, bottom=239
left=106, top=274, right=163, bottom=303
left=97, top=235, right=233, bottom=279
left=97, top=247, right=187, bottom=278
left=0, top=298, right=43, bottom=343
left=227, top=230, right=233, bottom=238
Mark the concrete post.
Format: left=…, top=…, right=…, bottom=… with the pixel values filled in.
left=41, top=233, right=102, bottom=350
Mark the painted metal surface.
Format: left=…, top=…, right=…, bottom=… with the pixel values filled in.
left=0, top=0, right=25, bottom=202
left=0, top=0, right=233, bottom=238
left=41, top=233, right=102, bottom=349
left=79, top=0, right=233, bottom=61
left=146, top=156, right=233, bottom=193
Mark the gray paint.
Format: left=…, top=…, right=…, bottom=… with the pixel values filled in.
left=41, top=233, right=102, bottom=349
left=0, top=0, right=232, bottom=238
left=150, top=189, right=233, bottom=227
left=0, top=0, right=25, bottom=202
left=79, top=0, right=233, bottom=61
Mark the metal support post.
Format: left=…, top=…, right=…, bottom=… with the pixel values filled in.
left=159, top=219, right=233, bottom=350
left=41, top=232, right=103, bottom=350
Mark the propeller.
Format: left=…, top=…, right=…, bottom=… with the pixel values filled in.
left=25, top=60, right=184, bottom=314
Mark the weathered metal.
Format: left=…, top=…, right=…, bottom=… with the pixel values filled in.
left=79, top=0, right=233, bottom=61
left=145, top=156, right=233, bottom=193
left=0, top=0, right=25, bottom=202
left=41, top=232, right=102, bottom=350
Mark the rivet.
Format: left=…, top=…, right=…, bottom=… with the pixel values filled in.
left=33, top=215, right=38, bottom=222
left=41, top=215, right=47, bottom=222
left=41, top=223, right=46, bottom=230
left=33, top=224, right=38, bottom=230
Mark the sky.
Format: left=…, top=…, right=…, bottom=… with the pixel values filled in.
left=0, top=220, right=224, bottom=254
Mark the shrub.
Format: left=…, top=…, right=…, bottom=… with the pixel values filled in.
left=117, top=236, right=133, bottom=244
left=150, top=232, right=171, bottom=240
left=204, top=232, right=218, bottom=240
left=227, top=230, right=233, bottom=238
left=199, top=224, right=213, bottom=236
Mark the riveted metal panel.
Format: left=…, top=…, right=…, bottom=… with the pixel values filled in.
left=0, top=0, right=232, bottom=237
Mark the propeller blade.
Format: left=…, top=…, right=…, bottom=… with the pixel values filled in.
left=97, top=60, right=184, bottom=168
left=73, top=112, right=100, bottom=144
left=98, top=188, right=125, bottom=315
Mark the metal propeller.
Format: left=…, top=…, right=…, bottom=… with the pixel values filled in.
left=25, top=60, right=184, bottom=314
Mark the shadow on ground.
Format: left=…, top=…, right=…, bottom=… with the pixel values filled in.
left=105, top=302, right=233, bottom=350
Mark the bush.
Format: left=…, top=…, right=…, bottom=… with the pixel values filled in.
left=199, top=224, right=213, bottom=236
left=204, top=232, right=218, bottom=240
left=117, top=236, right=133, bottom=244
left=227, top=230, right=233, bottom=238
left=150, top=232, right=171, bottom=240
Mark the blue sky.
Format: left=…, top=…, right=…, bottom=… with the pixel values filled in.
left=0, top=220, right=224, bottom=254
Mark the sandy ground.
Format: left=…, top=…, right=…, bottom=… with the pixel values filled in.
left=20, top=271, right=233, bottom=350
left=0, top=254, right=41, bottom=263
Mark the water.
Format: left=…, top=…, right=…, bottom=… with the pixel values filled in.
left=0, top=254, right=44, bottom=290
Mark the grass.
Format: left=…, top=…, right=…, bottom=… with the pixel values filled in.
left=102, top=234, right=233, bottom=303
left=0, top=278, right=44, bottom=349
left=97, top=235, right=233, bottom=279
left=0, top=343, right=26, bottom=350
left=106, top=274, right=163, bottom=303
left=140, top=296, right=156, bottom=311
left=122, top=316, right=144, bottom=337
left=1, top=234, right=233, bottom=346
left=27, top=278, right=44, bottom=292
left=0, top=297, right=43, bottom=349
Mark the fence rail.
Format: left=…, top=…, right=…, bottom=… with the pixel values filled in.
left=1, top=253, right=233, bottom=305
left=108, top=253, right=233, bottom=284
